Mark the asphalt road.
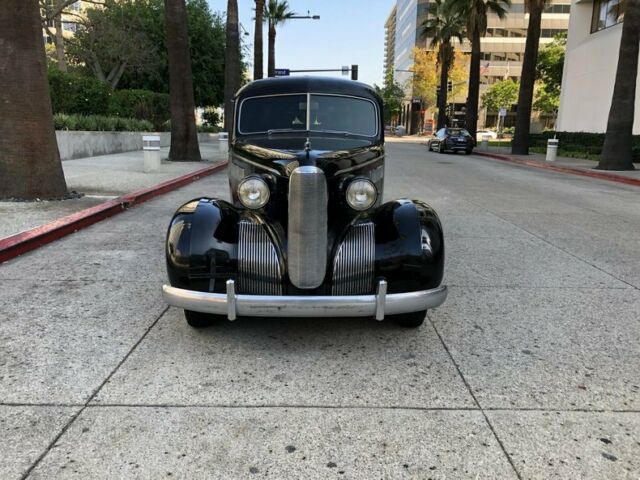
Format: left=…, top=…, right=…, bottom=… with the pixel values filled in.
left=1, top=138, right=639, bottom=479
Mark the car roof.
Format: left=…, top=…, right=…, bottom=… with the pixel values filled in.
left=235, top=76, right=381, bottom=104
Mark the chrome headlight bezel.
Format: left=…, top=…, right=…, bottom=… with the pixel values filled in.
left=345, top=178, right=378, bottom=211
left=237, top=175, right=270, bottom=209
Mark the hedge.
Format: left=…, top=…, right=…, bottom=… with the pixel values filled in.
left=107, top=89, right=170, bottom=130
left=529, top=131, right=640, bottom=162
left=48, top=68, right=111, bottom=116
left=54, top=114, right=153, bottom=132
left=48, top=69, right=170, bottom=129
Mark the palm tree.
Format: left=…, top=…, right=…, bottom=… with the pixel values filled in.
left=597, top=1, right=639, bottom=171
left=254, top=0, right=265, bottom=80
left=421, top=0, right=466, bottom=129
left=265, top=0, right=295, bottom=78
left=511, top=0, right=548, bottom=154
left=0, top=0, right=68, bottom=199
left=224, top=0, right=241, bottom=132
left=450, top=0, right=510, bottom=139
left=164, top=0, right=201, bottom=161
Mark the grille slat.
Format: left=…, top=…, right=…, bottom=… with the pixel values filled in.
left=332, top=222, right=375, bottom=295
left=238, top=220, right=282, bottom=295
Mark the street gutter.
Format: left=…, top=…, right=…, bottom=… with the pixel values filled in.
left=0, top=162, right=228, bottom=263
left=473, top=151, right=640, bottom=187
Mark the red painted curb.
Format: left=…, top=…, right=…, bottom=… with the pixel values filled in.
left=0, top=161, right=228, bottom=263
left=474, top=152, right=640, bottom=187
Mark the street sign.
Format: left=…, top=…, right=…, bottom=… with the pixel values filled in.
left=499, top=108, right=507, bottom=117
left=274, top=68, right=290, bottom=77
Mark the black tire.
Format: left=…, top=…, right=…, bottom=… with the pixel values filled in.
left=390, top=310, right=426, bottom=328
left=438, top=144, right=446, bottom=154
left=465, top=148, right=473, bottom=155
left=427, top=142, right=433, bottom=152
left=184, top=310, right=225, bottom=328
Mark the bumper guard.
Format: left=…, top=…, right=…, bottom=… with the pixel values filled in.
left=162, top=280, right=448, bottom=321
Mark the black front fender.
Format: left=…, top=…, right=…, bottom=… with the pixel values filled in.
left=166, top=198, right=241, bottom=292
left=371, top=199, right=444, bottom=293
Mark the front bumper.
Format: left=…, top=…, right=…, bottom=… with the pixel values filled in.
left=162, top=279, right=448, bottom=320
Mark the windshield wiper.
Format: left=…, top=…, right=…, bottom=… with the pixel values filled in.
left=267, top=128, right=299, bottom=135
left=312, top=130, right=352, bottom=136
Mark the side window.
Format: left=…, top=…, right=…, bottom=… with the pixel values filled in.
left=438, top=129, right=446, bottom=139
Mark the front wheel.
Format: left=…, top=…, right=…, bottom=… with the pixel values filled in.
left=390, top=310, right=427, bottom=328
left=427, top=142, right=433, bottom=152
left=465, top=148, right=473, bottom=155
left=184, top=310, right=225, bottom=328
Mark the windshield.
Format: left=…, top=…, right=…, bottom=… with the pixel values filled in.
left=238, top=93, right=378, bottom=137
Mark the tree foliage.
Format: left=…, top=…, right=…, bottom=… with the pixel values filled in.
left=67, top=0, right=159, bottom=89
left=481, top=79, right=519, bottom=112
left=412, top=48, right=468, bottom=110
left=535, top=32, right=566, bottom=94
left=374, top=72, right=405, bottom=124
left=68, top=0, right=226, bottom=106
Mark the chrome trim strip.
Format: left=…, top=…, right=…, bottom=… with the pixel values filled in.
left=232, top=153, right=281, bottom=175
left=162, top=283, right=448, bottom=319
left=375, top=280, right=387, bottom=321
left=238, top=220, right=283, bottom=295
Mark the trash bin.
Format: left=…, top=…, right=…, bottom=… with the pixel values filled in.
left=143, top=135, right=161, bottom=172
left=481, top=134, right=490, bottom=149
left=218, top=132, right=229, bottom=154
left=546, top=138, right=559, bottom=162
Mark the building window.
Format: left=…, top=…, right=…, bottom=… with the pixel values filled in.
left=591, top=0, right=625, bottom=32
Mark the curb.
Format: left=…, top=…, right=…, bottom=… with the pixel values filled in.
left=0, top=162, right=228, bottom=263
left=474, top=152, right=640, bottom=187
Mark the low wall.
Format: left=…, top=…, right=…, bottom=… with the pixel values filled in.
left=56, top=131, right=171, bottom=161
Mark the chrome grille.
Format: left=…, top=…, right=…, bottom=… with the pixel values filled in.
left=238, top=220, right=282, bottom=295
left=332, top=222, right=375, bottom=295
left=288, top=166, right=328, bottom=289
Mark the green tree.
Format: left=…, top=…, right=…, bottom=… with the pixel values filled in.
left=449, top=0, right=511, bottom=138
left=481, top=79, right=519, bottom=129
left=512, top=0, right=549, bottom=154
left=536, top=32, right=566, bottom=94
left=71, top=0, right=226, bottom=107
left=420, top=0, right=466, bottom=129
left=264, top=0, right=295, bottom=78
left=67, top=0, right=159, bottom=89
left=598, top=1, right=639, bottom=171
left=374, top=72, right=405, bottom=124
left=1, top=0, right=68, bottom=199
left=165, top=0, right=201, bottom=161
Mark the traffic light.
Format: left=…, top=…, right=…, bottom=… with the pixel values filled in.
left=447, top=80, right=452, bottom=92
left=351, top=65, right=358, bottom=81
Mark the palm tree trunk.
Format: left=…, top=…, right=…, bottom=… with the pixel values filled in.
left=53, top=3, right=67, bottom=73
left=165, top=0, right=201, bottom=161
left=0, top=0, right=68, bottom=200
left=511, top=1, right=543, bottom=155
left=597, top=1, right=639, bottom=170
left=466, top=27, right=481, bottom=138
left=437, top=43, right=450, bottom=129
left=253, top=0, right=264, bottom=80
left=268, top=21, right=276, bottom=77
left=224, top=0, right=241, bottom=133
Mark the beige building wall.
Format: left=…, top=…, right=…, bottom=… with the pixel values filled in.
left=557, top=0, right=640, bottom=134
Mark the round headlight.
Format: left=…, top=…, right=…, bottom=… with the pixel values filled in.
left=238, top=176, right=270, bottom=209
left=346, top=178, right=377, bottom=211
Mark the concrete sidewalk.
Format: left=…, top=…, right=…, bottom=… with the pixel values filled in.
left=0, top=143, right=227, bottom=239
left=475, top=145, right=640, bottom=181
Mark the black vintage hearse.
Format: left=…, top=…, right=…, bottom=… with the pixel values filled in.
left=162, top=76, right=447, bottom=328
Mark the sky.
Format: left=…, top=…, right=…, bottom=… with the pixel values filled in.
left=206, top=0, right=394, bottom=87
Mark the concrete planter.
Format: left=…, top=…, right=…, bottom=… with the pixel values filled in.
left=55, top=131, right=222, bottom=161
left=56, top=131, right=171, bottom=161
